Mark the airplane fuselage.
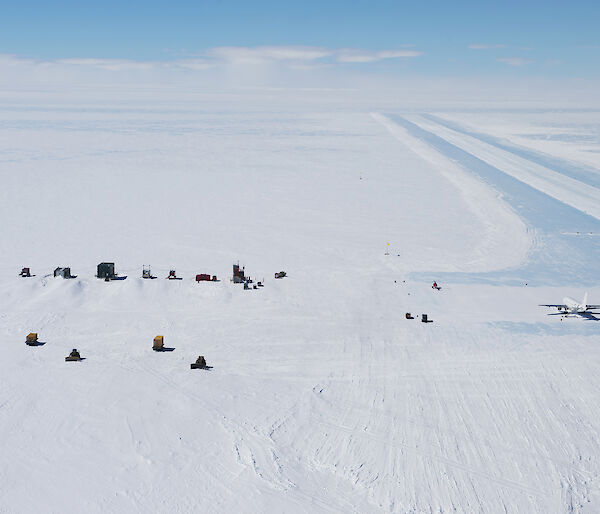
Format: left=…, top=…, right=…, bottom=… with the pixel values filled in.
left=562, top=296, right=587, bottom=313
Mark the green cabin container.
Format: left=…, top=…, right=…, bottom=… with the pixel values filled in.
left=97, top=262, right=115, bottom=279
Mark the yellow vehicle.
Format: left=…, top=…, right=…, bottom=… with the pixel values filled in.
left=153, top=335, right=164, bottom=351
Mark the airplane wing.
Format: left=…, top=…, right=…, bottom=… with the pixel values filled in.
left=539, top=304, right=566, bottom=308
left=546, top=311, right=600, bottom=318
left=586, top=304, right=600, bottom=309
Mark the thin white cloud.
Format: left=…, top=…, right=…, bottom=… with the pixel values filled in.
left=497, top=57, right=533, bottom=66
left=206, top=46, right=333, bottom=64
left=0, top=46, right=423, bottom=92
left=0, top=53, right=39, bottom=66
left=57, top=58, right=156, bottom=71
left=204, top=46, right=422, bottom=64
left=469, top=44, right=507, bottom=50
left=172, top=59, right=215, bottom=71
left=336, top=49, right=422, bottom=63
left=0, top=46, right=423, bottom=82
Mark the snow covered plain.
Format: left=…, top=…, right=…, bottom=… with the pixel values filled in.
left=1, top=93, right=599, bottom=513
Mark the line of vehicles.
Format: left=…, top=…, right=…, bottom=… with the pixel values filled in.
left=19, top=264, right=600, bottom=320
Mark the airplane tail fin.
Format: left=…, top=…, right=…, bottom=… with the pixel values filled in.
left=583, top=292, right=588, bottom=308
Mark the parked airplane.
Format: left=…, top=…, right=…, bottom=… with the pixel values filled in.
left=540, top=293, right=600, bottom=319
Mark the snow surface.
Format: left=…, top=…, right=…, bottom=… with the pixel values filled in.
left=1, top=94, right=599, bottom=513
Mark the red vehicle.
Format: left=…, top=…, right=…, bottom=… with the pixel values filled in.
left=196, top=274, right=211, bottom=282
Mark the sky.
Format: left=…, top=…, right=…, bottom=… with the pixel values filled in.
left=0, top=1, right=599, bottom=96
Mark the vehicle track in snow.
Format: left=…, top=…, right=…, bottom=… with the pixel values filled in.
left=402, top=114, right=600, bottom=221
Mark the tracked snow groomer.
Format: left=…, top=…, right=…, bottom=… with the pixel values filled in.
left=65, top=349, right=82, bottom=361
left=190, top=355, right=208, bottom=369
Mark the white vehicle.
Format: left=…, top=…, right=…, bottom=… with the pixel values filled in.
left=540, top=293, right=600, bottom=319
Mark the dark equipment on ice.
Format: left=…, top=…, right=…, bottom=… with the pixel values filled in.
left=65, top=348, right=82, bottom=361
left=97, top=262, right=126, bottom=281
left=142, top=266, right=157, bottom=279
left=274, top=271, right=286, bottom=279
left=19, top=267, right=33, bottom=277
left=190, top=355, right=208, bottom=369
left=421, top=314, right=432, bottom=323
left=167, top=270, right=182, bottom=280
left=196, top=274, right=217, bottom=282
left=405, top=312, right=414, bottom=320
left=54, top=267, right=76, bottom=279
left=232, top=263, right=246, bottom=283
left=97, top=262, right=115, bottom=280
